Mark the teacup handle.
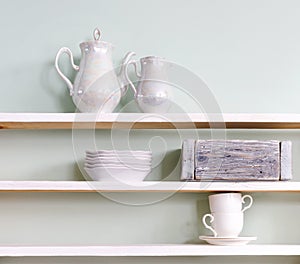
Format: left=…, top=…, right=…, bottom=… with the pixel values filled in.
left=202, top=213, right=217, bottom=237
left=55, top=47, right=79, bottom=96
left=241, top=194, right=253, bottom=212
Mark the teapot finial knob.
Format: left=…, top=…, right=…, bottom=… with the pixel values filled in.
left=93, top=28, right=101, bottom=41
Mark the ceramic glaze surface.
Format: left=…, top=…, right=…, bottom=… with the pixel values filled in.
left=202, top=212, right=244, bottom=237
left=126, top=56, right=173, bottom=113
left=55, top=29, right=134, bottom=113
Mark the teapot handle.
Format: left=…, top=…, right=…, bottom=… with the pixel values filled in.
left=55, top=47, right=79, bottom=96
left=124, top=57, right=141, bottom=95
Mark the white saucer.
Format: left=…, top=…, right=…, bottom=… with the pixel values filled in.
left=199, top=236, right=257, bottom=246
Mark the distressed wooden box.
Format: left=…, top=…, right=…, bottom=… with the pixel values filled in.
left=181, top=139, right=292, bottom=181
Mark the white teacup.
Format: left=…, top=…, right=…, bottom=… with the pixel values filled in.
left=209, top=193, right=253, bottom=213
left=202, top=212, right=243, bottom=237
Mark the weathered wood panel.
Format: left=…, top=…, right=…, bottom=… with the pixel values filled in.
left=280, top=141, right=292, bottom=181
left=194, top=140, right=280, bottom=181
left=180, top=139, right=195, bottom=180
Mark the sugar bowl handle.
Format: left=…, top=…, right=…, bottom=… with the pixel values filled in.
left=124, top=55, right=141, bottom=95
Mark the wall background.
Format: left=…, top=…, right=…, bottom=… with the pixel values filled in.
left=1, top=0, right=300, bottom=113
left=0, top=0, right=300, bottom=263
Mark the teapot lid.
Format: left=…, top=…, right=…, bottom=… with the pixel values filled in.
left=80, top=28, right=113, bottom=48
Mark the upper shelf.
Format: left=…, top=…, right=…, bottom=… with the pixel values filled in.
left=1, top=113, right=300, bottom=129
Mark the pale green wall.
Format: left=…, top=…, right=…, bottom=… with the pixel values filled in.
left=0, top=0, right=300, bottom=263
left=1, top=0, right=300, bottom=113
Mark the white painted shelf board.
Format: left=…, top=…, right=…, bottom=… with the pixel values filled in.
left=0, top=245, right=299, bottom=256
left=1, top=113, right=300, bottom=129
left=0, top=181, right=299, bottom=192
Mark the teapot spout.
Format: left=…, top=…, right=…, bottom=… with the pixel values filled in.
left=118, top=51, right=136, bottom=96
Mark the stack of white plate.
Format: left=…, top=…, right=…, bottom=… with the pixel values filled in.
left=84, top=150, right=152, bottom=182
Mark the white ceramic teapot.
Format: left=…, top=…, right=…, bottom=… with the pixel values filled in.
left=55, top=28, right=134, bottom=113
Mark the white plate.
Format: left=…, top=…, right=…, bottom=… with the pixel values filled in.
left=86, top=153, right=152, bottom=159
left=85, top=161, right=151, bottom=167
left=84, top=167, right=151, bottom=182
left=85, top=157, right=151, bottom=165
left=86, top=150, right=152, bottom=155
left=84, top=163, right=151, bottom=170
left=199, top=236, right=257, bottom=246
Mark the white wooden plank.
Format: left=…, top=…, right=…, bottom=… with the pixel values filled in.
left=0, top=181, right=298, bottom=192
left=0, top=245, right=299, bottom=256
left=0, top=112, right=299, bottom=123
left=1, top=113, right=300, bottom=129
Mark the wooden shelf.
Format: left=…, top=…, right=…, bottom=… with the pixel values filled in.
left=0, top=181, right=298, bottom=192
left=0, top=244, right=299, bottom=256
left=1, top=113, right=300, bottom=129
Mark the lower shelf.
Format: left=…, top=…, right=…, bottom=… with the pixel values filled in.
left=0, top=181, right=299, bottom=192
left=0, top=245, right=299, bottom=256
